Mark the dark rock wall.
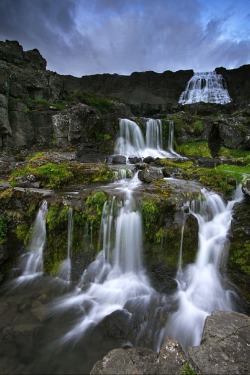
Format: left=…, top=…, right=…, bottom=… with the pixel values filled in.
left=0, top=40, right=250, bottom=152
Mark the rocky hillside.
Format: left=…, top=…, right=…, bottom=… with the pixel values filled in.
left=0, top=40, right=250, bottom=155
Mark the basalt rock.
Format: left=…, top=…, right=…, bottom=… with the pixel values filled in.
left=189, top=311, right=250, bottom=375
left=0, top=40, right=250, bottom=154
left=90, top=311, right=250, bottom=375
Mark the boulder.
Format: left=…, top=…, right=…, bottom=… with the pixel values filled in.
left=90, top=337, right=187, bottom=375
left=138, top=167, right=164, bottom=183
left=189, top=311, right=250, bottom=375
left=242, top=179, right=250, bottom=198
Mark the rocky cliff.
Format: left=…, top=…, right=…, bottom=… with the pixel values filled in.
left=0, top=40, right=250, bottom=154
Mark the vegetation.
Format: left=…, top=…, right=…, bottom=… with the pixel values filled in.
left=181, top=362, right=197, bottom=375
left=9, top=153, right=116, bottom=188
left=0, top=217, right=8, bottom=243
left=10, top=162, right=74, bottom=188
left=9, top=97, right=66, bottom=111
left=67, top=91, right=113, bottom=113
left=176, top=141, right=211, bottom=157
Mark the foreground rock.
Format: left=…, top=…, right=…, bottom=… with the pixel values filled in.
left=90, top=311, right=250, bottom=375
left=189, top=311, right=250, bottom=375
left=90, top=337, right=187, bottom=375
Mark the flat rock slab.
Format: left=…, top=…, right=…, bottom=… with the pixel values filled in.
left=189, top=311, right=250, bottom=374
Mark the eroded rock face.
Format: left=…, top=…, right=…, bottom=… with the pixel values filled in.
left=90, top=312, right=250, bottom=375
left=0, top=40, right=250, bottom=153
left=0, top=40, right=46, bottom=70
left=90, top=337, right=187, bottom=375
left=189, top=311, right=250, bottom=375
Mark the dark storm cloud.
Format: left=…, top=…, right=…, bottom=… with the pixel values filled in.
left=0, top=0, right=249, bottom=76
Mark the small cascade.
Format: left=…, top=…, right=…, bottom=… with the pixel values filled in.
left=114, top=118, right=180, bottom=160
left=177, top=206, right=187, bottom=276
left=166, top=186, right=243, bottom=349
left=52, top=174, right=164, bottom=348
left=18, top=200, right=48, bottom=280
left=178, top=71, right=231, bottom=105
left=146, top=119, right=162, bottom=149
left=114, top=118, right=145, bottom=157
left=113, top=168, right=131, bottom=181
left=167, top=120, right=181, bottom=157
left=58, top=206, right=74, bottom=282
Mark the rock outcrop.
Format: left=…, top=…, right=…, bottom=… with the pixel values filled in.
left=90, top=311, right=250, bottom=375
left=0, top=40, right=250, bottom=153
left=189, top=311, right=250, bottom=375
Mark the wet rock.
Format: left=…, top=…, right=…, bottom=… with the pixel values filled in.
left=242, top=179, right=250, bottom=198
left=111, top=154, right=127, bottom=164
left=31, top=300, right=48, bottom=322
left=101, top=309, right=132, bottom=339
left=128, top=156, right=143, bottom=164
left=138, top=167, right=164, bottom=183
left=143, top=156, right=155, bottom=164
left=189, top=311, right=250, bottom=375
left=90, top=337, right=188, bottom=375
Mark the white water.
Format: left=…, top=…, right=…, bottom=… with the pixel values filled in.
left=17, top=200, right=48, bottom=281
left=58, top=206, right=74, bottom=282
left=166, top=186, right=243, bottom=349
left=52, top=174, right=162, bottom=346
left=114, top=118, right=180, bottom=160
left=179, top=71, right=231, bottom=105
left=168, top=120, right=181, bottom=157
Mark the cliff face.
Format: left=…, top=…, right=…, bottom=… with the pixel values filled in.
left=0, top=40, right=250, bottom=152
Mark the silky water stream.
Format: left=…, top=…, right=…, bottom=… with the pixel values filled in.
left=0, top=119, right=246, bottom=373
left=0, top=175, right=245, bottom=374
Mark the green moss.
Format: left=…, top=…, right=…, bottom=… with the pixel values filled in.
left=230, top=243, right=250, bottom=276
left=141, top=199, right=160, bottom=241
left=181, top=361, right=197, bottom=375
left=176, top=141, right=211, bottom=158
left=15, top=223, right=31, bottom=245
left=46, top=204, right=69, bottom=231
left=10, top=162, right=74, bottom=188
left=67, top=91, right=113, bottom=114
left=0, top=217, right=8, bottom=244
left=85, top=191, right=107, bottom=230
left=10, top=97, right=66, bottom=111
left=92, top=169, right=115, bottom=183
left=193, top=119, right=203, bottom=134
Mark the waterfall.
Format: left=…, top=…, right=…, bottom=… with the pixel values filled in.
left=114, top=118, right=179, bottom=160
left=146, top=119, right=163, bottom=149
left=51, top=174, right=162, bottom=346
left=18, top=200, right=48, bottom=280
left=58, top=206, right=74, bottom=282
left=178, top=71, right=231, bottom=105
left=114, top=118, right=145, bottom=157
left=167, top=120, right=181, bottom=157
left=166, top=186, right=243, bottom=349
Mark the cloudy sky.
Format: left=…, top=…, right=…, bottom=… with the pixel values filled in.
left=0, top=0, right=249, bottom=77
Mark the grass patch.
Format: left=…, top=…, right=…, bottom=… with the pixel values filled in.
left=10, top=162, right=74, bottom=188
left=67, top=91, right=113, bottom=114
left=10, top=97, right=66, bottom=111
left=176, top=141, right=211, bottom=158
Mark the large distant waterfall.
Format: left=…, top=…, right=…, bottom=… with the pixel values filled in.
left=178, top=71, right=231, bottom=105
left=114, top=118, right=180, bottom=160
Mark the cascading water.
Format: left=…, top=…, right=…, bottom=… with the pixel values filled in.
left=17, top=200, right=48, bottom=281
left=114, top=118, right=180, bottom=160
left=51, top=174, right=163, bottom=348
left=178, top=71, right=231, bottom=105
left=165, top=186, right=243, bottom=350
left=167, top=120, right=181, bottom=157
left=58, top=206, right=74, bottom=282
